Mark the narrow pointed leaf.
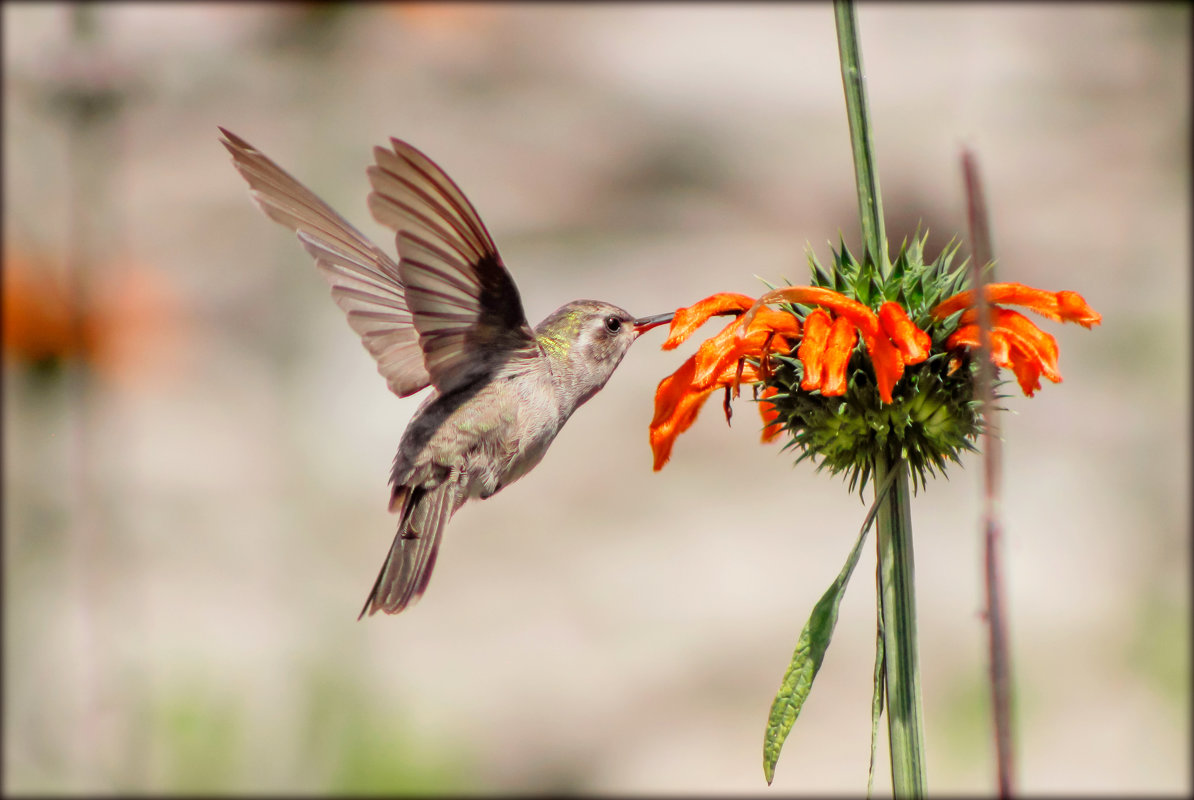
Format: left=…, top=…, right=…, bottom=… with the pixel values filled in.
left=762, top=528, right=867, bottom=784
left=763, top=468, right=898, bottom=784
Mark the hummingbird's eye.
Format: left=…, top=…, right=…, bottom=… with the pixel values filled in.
left=604, top=315, right=623, bottom=334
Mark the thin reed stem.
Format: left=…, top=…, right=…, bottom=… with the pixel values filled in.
left=836, top=2, right=928, bottom=794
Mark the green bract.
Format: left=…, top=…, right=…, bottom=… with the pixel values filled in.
left=755, top=233, right=987, bottom=492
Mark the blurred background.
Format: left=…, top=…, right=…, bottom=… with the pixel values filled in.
left=3, top=2, right=1188, bottom=794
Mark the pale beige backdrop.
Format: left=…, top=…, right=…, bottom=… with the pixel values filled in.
left=4, top=3, right=1188, bottom=794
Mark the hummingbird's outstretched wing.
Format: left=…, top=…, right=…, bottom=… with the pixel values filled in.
left=219, top=128, right=432, bottom=397
left=367, top=139, right=539, bottom=398
left=359, top=479, right=464, bottom=618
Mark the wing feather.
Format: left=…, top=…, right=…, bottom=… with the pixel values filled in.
left=367, top=140, right=537, bottom=396
left=220, top=127, right=432, bottom=397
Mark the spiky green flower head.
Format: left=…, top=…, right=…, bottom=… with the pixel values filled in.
left=757, top=232, right=986, bottom=493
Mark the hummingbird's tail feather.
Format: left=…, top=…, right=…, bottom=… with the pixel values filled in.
left=358, top=480, right=462, bottom=618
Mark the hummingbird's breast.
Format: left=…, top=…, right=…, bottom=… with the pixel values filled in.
left=482, top=367, right=566, bottom=494
left=390, top=365, right=566, bottom=503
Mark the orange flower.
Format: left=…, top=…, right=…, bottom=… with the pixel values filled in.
left=650, top=278, right=1099, bottom=478
left=931, top=282, right=1101, bottom=396
left=649, top=286, right=941, bottom=469
left=649, top=293, right=800, bottom=470
left=2, top=253, right=84, bottom=363
left=740, top=287, right=932, bottom=404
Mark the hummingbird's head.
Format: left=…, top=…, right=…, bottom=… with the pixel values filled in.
left=535, top=300, right=673, bottom=409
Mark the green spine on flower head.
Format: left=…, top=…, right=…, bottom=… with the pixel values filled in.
left=757, top=231, right=990, bottom=493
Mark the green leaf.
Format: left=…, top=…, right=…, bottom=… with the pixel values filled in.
left=763, top=468, right=898, bottom=785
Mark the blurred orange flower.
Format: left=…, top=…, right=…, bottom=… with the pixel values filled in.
left=3, top=249, right=187, bottom=389
left=385, top=3, right=502, bottom=35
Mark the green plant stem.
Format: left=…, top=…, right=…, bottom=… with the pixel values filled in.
left=835, top=1, right=928, bottom=794
left=873, top=455, right=928, bottom=796
left=834, top=0, right=888, bottom=275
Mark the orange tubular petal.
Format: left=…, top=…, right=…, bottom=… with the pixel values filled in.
left=945, top=318, right=1059, bottom=396
left=690, top=307, right=800, bottom=388
left=690, top=322, right=746, bottom=387
left=758, top=385, right=783, bottom=442
left=650, top=385, right=717, bottom=470
left=865, top=330, right=905, bottom=404
left=947, top=324, right=1014, bottom=369
left=740, top=287, right=919, bottom=403
left=991, top=308, right=1061, bottom=382
left=929, top=292, right=969, bottom=320
left=649, top=352, right=770, bottom=470
left=650, top=355, right=698, bottom=429
left=1006, top=340, right=1044, bottom=396
left=954, top=308, right=979, bottom=326
left=766, top=333, right=796, bottom=358
left=662, top=293, right=755, bottom=350
left=821, top=316, right=858, bottom=396
left=878, top=301, right=931, bottom=364
left=953, top=308, right=1059, bottom=382
left=748, top=305, right=803, bottom=340
left=932, top=283, right=1059, bottom=321
left=988, top=330, right=1012, bottom=366
left=944, top=324, right=976, bottom=350
left=932, top=282, right=1102, bottom=329
left=986, top=283, right=1060, bottom=312
left=715, top=360, right=763, bottom=387
left=1056, top=290, right=1102, bottom=328
left=773, top=291, right=892, bottom=394
left=798, top=309, right=831, bottom=391
left=695, top=328, right=767, bottom=387
left=740, top=286, right=881, bottom=341
left=648, top=352, right=711, bottom=470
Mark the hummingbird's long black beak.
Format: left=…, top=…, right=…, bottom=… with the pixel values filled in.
left=632, top=312, right=674, bottom=336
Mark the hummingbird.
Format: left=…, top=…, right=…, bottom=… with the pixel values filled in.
left=219, top=128, right=673, bottom=618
